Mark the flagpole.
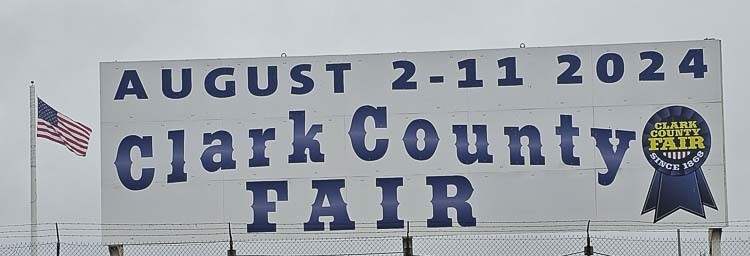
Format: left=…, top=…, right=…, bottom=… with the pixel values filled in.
left=29, top=81, right=38, bottom=255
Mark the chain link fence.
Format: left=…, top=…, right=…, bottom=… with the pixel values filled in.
left=411, top=234, right=750, bottom=255
left=1, top=235, right=749, bottom=256
left=2, top=223, right=750, bottom=255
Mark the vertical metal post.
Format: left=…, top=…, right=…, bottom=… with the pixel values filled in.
left=584, top=220, right=593, bottom=256
left=402, top=221, right=412, bottom=256
left=709, top=228, right=722, bottom=256
left=55, top=223, right=60, bottom=256
left=29, top=81, right=38, bottom=256
left=677, top=229, right=682, bottom=256
left=108, top=245, right=124, bottom=256
left=227, top=223, right=236, bottom=256
left=402, top=236, right=413, bottom=256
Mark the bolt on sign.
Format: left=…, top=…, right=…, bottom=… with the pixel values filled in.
left=100, top=40, right=726, bottom=241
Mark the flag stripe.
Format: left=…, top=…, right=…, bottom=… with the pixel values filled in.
left=37, top=126, right=68, bottom=146
left=662, top=151, right=692, bottom=160
left=58, top=129, right=88, bottom=150
left=56, top=124, right=89, bottom=146
left=67, top=116, right=92, bottom=133
left=60, top=114, right=92, bottom=133
left=55, top=121, right=88, bottom=139
left=58, top=117, right=91, bottom=139
left=59, top=138, right=86, bottom=156
left=59, top=115, right=92, bottom=134
left=37, top=128, right=64, bottom=143
left=37, top=122, right=62, bottom=137
left=38, top=124, right=66, bottom=143
left=37, top=133, right=66, bottom=145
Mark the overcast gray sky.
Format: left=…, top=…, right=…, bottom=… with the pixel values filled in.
left=1, top=0, right=748, bottom=230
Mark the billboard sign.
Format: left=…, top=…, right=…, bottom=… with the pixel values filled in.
left=100, top=40, right=726, bottom=238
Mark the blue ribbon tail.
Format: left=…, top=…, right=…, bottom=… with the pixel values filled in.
left=641, top=172, right=661, bottom=214
left=642, top=168, right=715, bottom=223
left=696, top=168, right=718, bottom=210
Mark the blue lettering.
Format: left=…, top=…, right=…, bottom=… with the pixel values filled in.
left=161, top=68, right=192, bottom=99
left=291, top=64, right=314, bottom=95
left=247, top=181, right=288, bottom=232
left=504, top=125, right=545, bottom=165
left=557, top=54, right=583, bottom=85
left=392, top=60, right=417, bottom=90
left=166, top=130, right=186, bottom=183
left=556, top=115, right=580, bottom=166
left=426, top=176, right=476, bottom=227
left=349, top=106, right=389, bottom=161
left=304, top=179, right=355, bottom=231
left=248, top=66, right=278, bottom=97
left=596, top=53, right=625, bottom=84
left=376, top=177, right=403, bottom=229
left=204, top=67, right=235, bottom=98
left=248, top=128, right=275, bottom=167
left=114, top=70, right=148, bottom=100
left=114, top=135, right=154, bottom=191
left=457, top=59, right=483, bottom=88
left=288, top=111, right=324, bottom=163
left=402, top=119, right=439, bottom=161
left=679, top=49, right=708, bottom=78
left=591, top=128, right=636, bottom=186
left=453, top=125, right=493, bottom=165
left=326, top=63, right=351, bottom=93
left=200, top=130, right=236, bottom=172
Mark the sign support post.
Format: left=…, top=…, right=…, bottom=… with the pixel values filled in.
left=709, top=228, right=722, bottom=256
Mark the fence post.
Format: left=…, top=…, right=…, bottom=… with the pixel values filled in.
left=709, top=228, right=722, bottom=256
left=227, top=223, right=236, bottom=256
left=677, top=229, right=682, bottom=256
left=402, top=236, right=413, bottom=256
left=55, top=223, right=60, bottom=256
left=108, top=245, right=124, bottom=256
left=584, top=220, right=593, bottom=256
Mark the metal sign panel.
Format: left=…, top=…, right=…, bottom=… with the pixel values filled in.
left=100, top=40, right=726, bottom=240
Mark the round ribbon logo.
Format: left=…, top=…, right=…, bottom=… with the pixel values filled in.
left=641, top=106, right=717, bottom=222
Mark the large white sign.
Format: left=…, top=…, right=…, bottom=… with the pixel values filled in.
left=100, top=40, right=726, bottom=239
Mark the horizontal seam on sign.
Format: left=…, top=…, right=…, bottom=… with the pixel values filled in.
left=99, top=101, right=725, bottom=124
left=201, top=168, right=607, bottom=183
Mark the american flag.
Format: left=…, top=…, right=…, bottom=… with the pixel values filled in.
left=37, top=98, right=92, bottom=157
